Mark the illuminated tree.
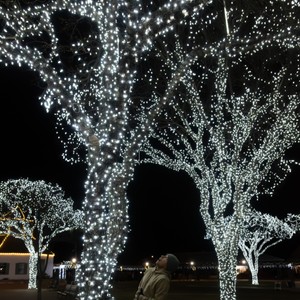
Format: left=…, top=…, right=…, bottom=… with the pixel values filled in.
left=285, top=213, right=300, bottom=231
left=1, top=1, right=300, bottom=299
left=139, top=2, right=300, bottom=300
left=239, top=210, right=295, bottom=285
left=0, top=178, right=83, bottom=289
left=0, top=1, right=213, bottom=299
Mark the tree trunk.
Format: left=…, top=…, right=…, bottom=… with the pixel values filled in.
left=76, top=158, right=132, bottom=300
left=213, top=232, right=239, bottom=300
left=248, top=255, right=259, bottom=285
left=28, top=253, right=38, bottom=289
left=217, top=253, right=237, bottom=300
left=37, top=252, right=42, bottom=300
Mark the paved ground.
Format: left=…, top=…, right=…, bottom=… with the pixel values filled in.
left=0, top=279, right=299, bottom=300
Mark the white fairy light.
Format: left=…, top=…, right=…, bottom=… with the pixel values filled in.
left=2, top=1, right=300, bottom=300
left=0, top=179, right=83, bottom=289
left=0, top=1, right=214, bottom=299
left=137, top=2, right=300, bottom=300
left=239, top=210, right=296, bottom=285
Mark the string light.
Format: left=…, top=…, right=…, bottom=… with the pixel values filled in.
left=0, top=179, right=83, bottom=289
left=1, top=1, right=300, bottom=300
left=0, top=1, right=215, bottom=299
left=239, top=210, right=296, bottom=285
left=138, top=2, right=300, bottom=300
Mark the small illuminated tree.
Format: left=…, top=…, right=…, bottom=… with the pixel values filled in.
left=0, top=178, right=83, bottom=289
left=239, top=210, right=295, bottom=285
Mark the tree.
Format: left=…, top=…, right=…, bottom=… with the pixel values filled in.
left=1, top=1, right=300, bottom=300
left=0, top=178, right=83, bottom=289
left=138, top=2, right=300, bottom=300
left=239, top=210, right=295, bottom=285
left=285, top=213, right=300, bottom=231
left=0, top=1, right=212, bottom=299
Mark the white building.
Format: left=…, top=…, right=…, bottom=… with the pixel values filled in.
left=0, top=236, right=54, bottom=280
left=0, top=252, right=54, bottom=280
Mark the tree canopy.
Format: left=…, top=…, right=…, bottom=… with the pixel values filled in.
left=0, top=178, right=83, bottom=289
left=1, top=1, right=300, bottom=300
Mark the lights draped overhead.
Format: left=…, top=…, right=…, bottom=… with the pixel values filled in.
left=1, top=1, right=300, bottom=300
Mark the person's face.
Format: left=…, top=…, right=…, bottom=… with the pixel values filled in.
left=156, top=255, right=168, bottom=269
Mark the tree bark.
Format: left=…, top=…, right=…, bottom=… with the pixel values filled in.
left=213, top=234, right=239, bottom=300
left=28, top=253, right=38, bottom=289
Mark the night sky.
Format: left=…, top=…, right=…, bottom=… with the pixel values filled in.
left=0, top=66, right=300, bottom=265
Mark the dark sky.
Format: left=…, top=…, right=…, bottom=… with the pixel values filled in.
left=0, top=66, right=300, bottom=265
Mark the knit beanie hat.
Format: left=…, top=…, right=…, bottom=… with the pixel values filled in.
left=166, top=254, right=180, bottom=273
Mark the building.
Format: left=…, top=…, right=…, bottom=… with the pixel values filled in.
left=0, top=236, right=54, bottom=280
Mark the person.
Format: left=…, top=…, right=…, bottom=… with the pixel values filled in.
left=133, top=253, right=180, bottom=300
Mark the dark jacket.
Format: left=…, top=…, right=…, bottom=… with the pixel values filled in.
left=133, top=267, right=171, bottom=300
